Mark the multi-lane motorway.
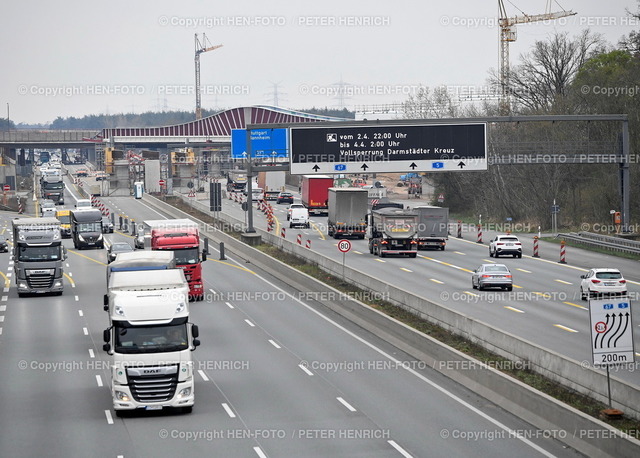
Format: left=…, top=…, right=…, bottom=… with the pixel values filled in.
left=0, top=173, right=586, bottom=457
left=221, top=189, right=640, bottom=387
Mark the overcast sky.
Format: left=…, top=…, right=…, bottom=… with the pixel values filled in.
left=1, top=0, right=638, bottom=124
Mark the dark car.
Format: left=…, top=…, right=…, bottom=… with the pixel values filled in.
left=101, top=216, right=114, bottom=233
left=107, top=242, right=134, bottom=263
left=277, top=192, right=294, bottom=204
left=0, top=235, right=8, bottom=253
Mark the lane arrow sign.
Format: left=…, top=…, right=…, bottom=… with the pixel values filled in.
left=457, top=161, right=466, bottom=169
left=361, top=164, right=369, bottom=171
left=409, top=162, right=417, bottom=170
left=312, top=164, right=320, bottom=172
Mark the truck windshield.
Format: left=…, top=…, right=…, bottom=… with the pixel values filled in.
left=58, top=215, right=70, bottom=224
left=77, top=222, right=101, bottom=232
left=44, top=182, right=63, bottom=190
left=114, top=323, right=188, bottom=354
left=172, top=248, right=199, bottom=265
left=18, top=245, right=61, bottom=262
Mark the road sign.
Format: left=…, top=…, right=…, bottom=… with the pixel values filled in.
left=3, top=184, right=10, bottom=191
left=589, top=297, right=635, bottom=366
left=551, top=205, right=560, bottom=214
left=437, top=193, right=444, bottom=203
left=159, top=179, right=166, bottom=186
left=337, top=239, right=352, bottom=253
left=231, top=128, right=288, bottom=159
left=290, top=122, right=487, bottom=174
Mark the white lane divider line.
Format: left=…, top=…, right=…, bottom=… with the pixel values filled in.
left=388, top=440, right=413, bottom=457
left=83, top=327, right=88, bottom=335
left=88, top=349, right=95, bottom=358
left=222, top=403, right=236, bottom=418
left=198, top=369, right=209, bottom=382
left=337, top=397, right=357, bottom=412
left=268, top=339, right=281, bottom=349
left=78, top=310, right=84, bottom=317
left=96, top=375, right=103, bottom=387
left=105, top=410, right=114, bottom=425
left=245, top=319, right=255, bottom=327
left=226, top=302, right=234, bottom=309
left=299, top=364, right=314, bottom=376
left=253, top=447, right=267, bottom=458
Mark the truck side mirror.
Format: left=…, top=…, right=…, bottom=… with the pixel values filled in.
left=62, top=247, right=67, bottom=260
left=192, top=339, right=201, bottom=349
left=103, top=294, right=108, bottom=306
left=103, top=328, right=110, bottom=343
left=192, top=324, right=199, bottom=338
left=102, top=343, right=111, bottom=352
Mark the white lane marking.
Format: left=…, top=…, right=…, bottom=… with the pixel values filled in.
left=75, top=295, right=79, bottom=301
left=88, top=349, right=95, bottom=358
left=96, top=375, right=103, bottom=387
left=198, top=369, right=209, bottom=382
left=253, top=447, right=267, bottom=458
left=555, top=279, right=572, bottom=285
left=516, top=268, right=532, bottom=273
left=68, top=272, right=72, bottom=277
left=430, top=279, right=444, bottom=284
left=222, top=403, right=236, bottom=418
left=83, top=327, right=88, bottom=335
left=245, top=319, right=255, bottom=327
left=105, top=410, right=114, bottom=425
left=78, top=310, right=84, bottom=317
left=299, top=364, right=314, bottom=376
left=252, top=274, right=556, bottom=457
left=6, top=272, right=11, bottom=278
left=375, top=259, right=386, bottom=263
left=268, top=339, right=281, bottom=349
left=453, top=251, right=466, bottom=255
left=400, top=268, right=412, bottom=273
left=353, top=250, right=363, bottom=255
left=0, top=316, right=4, bottom=322
left=564, top=301, right=588, bottom=311
left=0, top=328, right=2, bottom=335
left=554, top=324, right=579, bottom=333
left=0, top=305, right=5, bottom=312
left=2, top=288, right=8, bottom=293
left=226, top=302, right=234, bottom=309
left=388, top=440, right=413, bottom=457
left=504, top=306, right=525, bottom=313
left=1, top=296, right=7, bottom=301
left=337, top=397, right=357, bottom=412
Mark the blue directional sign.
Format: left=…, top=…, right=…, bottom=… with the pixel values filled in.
left=432, top=162, right=444, bottom=169
left=232, top=128, right=288, bottom=159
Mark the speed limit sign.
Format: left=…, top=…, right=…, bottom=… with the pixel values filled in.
left=338, top=239, right=352, bottom=253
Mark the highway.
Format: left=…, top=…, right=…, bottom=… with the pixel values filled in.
left=0, top=178, right=583, bottom=457
left=215, top=187, right=640, bottom=386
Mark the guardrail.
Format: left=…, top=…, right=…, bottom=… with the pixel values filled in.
left=559, top=232, right=640, bottom=255
left=144, top=192, right=640, bottom=457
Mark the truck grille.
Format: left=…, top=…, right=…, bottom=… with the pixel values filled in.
left=27, top=275, right=54, bottom=289
left=127, top=366, right=179, bottom=403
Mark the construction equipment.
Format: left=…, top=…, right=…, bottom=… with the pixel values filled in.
left=498, top=0, right=576, bottom=113
left=194, top=33, right=223, bottom=120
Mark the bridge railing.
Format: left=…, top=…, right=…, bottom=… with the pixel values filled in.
left=0, top=130, right=100, bottom=142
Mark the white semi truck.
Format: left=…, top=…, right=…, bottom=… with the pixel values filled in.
left=102, top=269, right=200, bottom=415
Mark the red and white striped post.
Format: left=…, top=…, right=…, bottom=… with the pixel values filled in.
left=280, top=227, right=286, bottom=238
left=476, top=224, right=483, bottom=243
left=296, top=234, right=302, bottom=245
left=559, top=240, right=567, bottom=264
left=533, top=236, right=540, bottom=257
left=457, top=220, right=462, bottom=239
left=305, top=239, right=311, bottom=249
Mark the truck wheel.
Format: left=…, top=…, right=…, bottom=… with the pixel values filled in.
left=409, top=253, right=417, bottom=258
left=441, top=246, right=445, bottom=251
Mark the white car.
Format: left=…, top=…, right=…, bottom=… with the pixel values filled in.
left=289, top=206, right=310, bottom=228
left=580, top=268, right=627, bottom=300
left=287, top=203, right=305, bottom=221
left=489, top=234, right=522, bottom=258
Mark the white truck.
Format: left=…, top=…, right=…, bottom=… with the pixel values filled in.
left=257, top=171, right=286, bottom=201
left=413, top=205, right=449, bottom=250
left=102, top=269, right=200, bottom=415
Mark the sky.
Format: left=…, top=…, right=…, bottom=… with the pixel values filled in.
left=1, top=0, right=638, bottom=125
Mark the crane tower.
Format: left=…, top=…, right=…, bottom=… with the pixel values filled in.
left=194, top=33, right=223, bottom=120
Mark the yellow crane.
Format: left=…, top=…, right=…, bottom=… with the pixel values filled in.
left=195, top=33, right=223, bottom=120
left=498, top=0, right=576, bottom=113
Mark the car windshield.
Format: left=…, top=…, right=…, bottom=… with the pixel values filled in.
left=18, top=245, right=61, bottom=262
left=173, top=247, right=199, bottom=265
left=499, top=237, right=519, bottom=242
left=114, top=323, right=188, bottom=354
left=112, top=243, right=132, bottom=252
left=77, top=222, right=101, bottom=232
left=596, top=272, right=622, bottom=279
left=485, top=265, right=509, bottom=272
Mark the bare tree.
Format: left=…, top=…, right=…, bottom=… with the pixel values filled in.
left=402, top=86, right=458, bottom=119
left=489, top=30, right=606, bottom=113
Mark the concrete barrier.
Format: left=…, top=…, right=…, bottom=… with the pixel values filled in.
left=142, top=193, right=640, bottom=457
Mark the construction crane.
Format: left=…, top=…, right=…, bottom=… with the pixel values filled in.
left=498, top=0, right=576, bottom=113
left=194, top=33, right=223, bottom=120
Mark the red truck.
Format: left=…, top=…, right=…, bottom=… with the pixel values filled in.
left=143, top=219, right=208, bottom=301
left=301, top=175, right=334, bottom=216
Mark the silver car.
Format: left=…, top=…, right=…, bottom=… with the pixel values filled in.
left=472, top=264, right=513, bottom=291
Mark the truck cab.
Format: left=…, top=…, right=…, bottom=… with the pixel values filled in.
left=70, top=208, right=104, bottom=249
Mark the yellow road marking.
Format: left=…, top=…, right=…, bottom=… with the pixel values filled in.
left=67, top=249, right=106, bottom=266
left=400, top=268, right=412, bottom=273
left=532, top=291, right=550, bottom=298
left=505, top=306, right=525, bottom=313
left=430, top=279, right=444, bottom=284
left=453, top=251, right=466, bottom=255
left=563, top=301, right=588, bottom=310
left=554, top=324, right=578, bottom=333
left=464, top=291, right=479, bottom=297
left=63, top=272, right=75, bottom=287
left=310, top=220, right=325, bottom=240
left=0, top=271, right=10, bottom=288
left=375, top=259, right=386, bottom=263
left=516, top=268, right=531, bottom=273
left=555, top=279, right=572, bottom=285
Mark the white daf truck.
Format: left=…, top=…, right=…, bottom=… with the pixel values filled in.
left=102, top=268, right=200, bottom=415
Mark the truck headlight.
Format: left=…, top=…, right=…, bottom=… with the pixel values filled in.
left=18, top=281, right=27, bottom=289
left=115, top=391, right=130, bottom=402
left=54, top=280, right=62, bottom=288
left=177, top=388, right=191, bottom=399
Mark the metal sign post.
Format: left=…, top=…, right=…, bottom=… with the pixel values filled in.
left=338, top=239, right=352, bottom=280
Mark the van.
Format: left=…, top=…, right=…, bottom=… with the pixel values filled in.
left=56, top=209, right=72, bottom=238
left=75, top=199, right=92, bottom=209
left=244, top=187, right=264, bottom=201
left=289, top=206, right=310, bottom=228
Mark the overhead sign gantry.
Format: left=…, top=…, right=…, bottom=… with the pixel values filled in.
left=289, top=122, right=487, bottom=175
